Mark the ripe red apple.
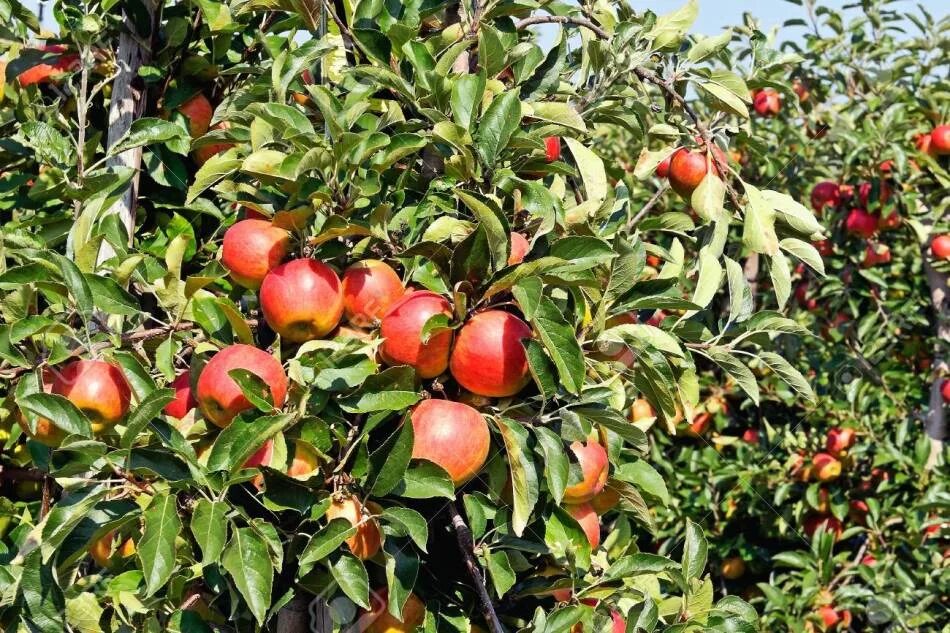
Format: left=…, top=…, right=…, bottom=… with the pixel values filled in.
left=379, top=290, right=454, bottom=378
left=812, top=452, right=841, bottom=482
left=752, top=88, right=781, bottom=117
left=861, top=553, right=876, bottom=566
left=740, top=428, right=759, bottom=445
left=326, top=496, right=382, bottom=560
left=810, top=181, right=840, bottom=213
left=52, top=359, right=132, bottom=434
left=931, top=124, right=950, bottom=155
left=164, top=371, right=197, bottom=419
left=878, top=210, right=900, bottom=231
left=565, top=502, right=601, bottom=549
left=857, top=180, right=892, bottom=208
left=17, top=45, right=78, bottom=86
left=844, top=208, right=878, bottom=239
left=176, top=93, right=213, bottom=139
left=931, top=234, right=950, bottom=260
left=655, top=153, right=672, bottom=178
left=193, top=121, right=234, bottom=166
left=848, top=499, right=869, bottom=525
left=941, top=379, right=950, bottom=404
left=358, top=589, right=425, bottom=633
left=221, top=219, right=291, bottom=289
left=803, top=514, right=843, bottom=540
left=720, top=556, right=746, bottom=579
left=816, top=606, right=851, bottom=631
left=449, top=310, right=532, bottom=398
left=563, top=440, right=609, bottom=504
left=409, top=399, right=490, bottom=486
left=196, top=344, right=288, bottom=428
left=545, top=137, right=561, bottom=162
left=825, top=427, right=856, bottom=456
left=508, top=232, right=530, bottom=265
left=340, top=259, right=404, bottom=328
left=260, top=259, right=344, bottom=342
left=861, top=242, right=891, bottom=268
left=668, top=148, right=715, bottom=198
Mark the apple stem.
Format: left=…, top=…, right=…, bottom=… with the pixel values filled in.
left=447, top=502, right=505, bottom=633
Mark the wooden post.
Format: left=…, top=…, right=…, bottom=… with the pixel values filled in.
left=922, top=241, right=947, bottom=470
left=97, top=0, right=158, bottom=265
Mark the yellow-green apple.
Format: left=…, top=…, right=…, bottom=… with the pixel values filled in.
left=221, top=219, right=291, bottom=289
left=449, top=310, right=532, bottom=397
left=196, top=344, right=288, bottom=427
left=379, top=290, right=454, bottom=378
left=341, top=260, right=405, bottom=327
left=409, top=399, right=489, bottom=486
left=260, top=258, right=344, bottom=342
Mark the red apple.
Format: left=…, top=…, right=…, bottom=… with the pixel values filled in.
left=668, top=148, right=715, bottom=198
left=655, top=153, right=672, bottom=178
left=861, top=242, right=891, bottom=268
left=177, top=94, right=213, bottom=139
left=941, top=379, right=950, bottom=404
left=164, top=371, right=197, bottom=419
left=326, top=496, right=382, bottom=560
left=409, top=399, right=490, bottom=486
left=379, top=290, right=454, bottom=378
left=508, top=232, right=530, bottom=265
left=221, top=219, right=291, bottom=289
left=589, top=486, right=620, bottom=515
left=52, top=359, right=132, bottom=434
left=810, top=181, right=840, bottom=213
left=260, top=259, right=344, bottom=342
left=878, top=210, right=900, bottom=231
left=857, top=180, right=892, bottom=208
left=449, top=310, right=533, bottom=398
left=812, top=452, right=842, bottom=482
left=563, top=440, right=609, bottom=504
left=340, top=259, right=404, bottom=328
left=565, top=502, right=600, bottom=549
left=803, top=514, right=843, bottom=540
left=825, top=427, right=856, bottom=456
left=196, top=344, right=288, bottom=428
left=931, top=124, right=950, bottom=155
left=17, top=45, right=78, bottom=86
left=545, top=137, right=561, bottom=162
left=193, top=121, right=234, bottom=166
left=931, top=234, right=950, bottom=260
left=752, top=88, right=781, bottom=117
left=844, top=208, right=878, bottom=239
left=740, top=428, right=759, bottom=445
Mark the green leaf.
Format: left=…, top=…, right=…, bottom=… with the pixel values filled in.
left=476, top=90, right=522, bottom=167
left=383, top=543, right=420, bottom=621
left=456, top=190, right=510, bottom=271
left=741, top=183, right=779, bottom=256
left=533, top=427, right=569, bottom=504
left=51, top=253, right=94, bottom=320
left=614, top=461, right=670, bottom=505
left=690, top=245, right=723, bottom=310
left=697, top=79, right=749, bottom=118
left=724, top=257, right=753, bottom=324
left=206, top=413, right=293, bottom=473
left=190, top=499, right=228, bottom=565
left=452, top=73, right=486, bottom=132
left=529, top=297, right=585, bottom=395
left=496, top=417, right=538, bottom=537
left=227, top=368, right=275, bottom=412
left=564, top=138, right=608, bottom=206
left=770, top=250, right=792, bottom=311
left=690, top=172, right=726, bottom=223
left=687, top=29, right=733, bottom=62
left=138, top=494, right=181, bottom=597
left=368, top=420, right=414, bottom=497
left=120, top=388, right=175, bottom=448
left=18, top=393, right=93, bottom=438
left=109, top=118, right=189, bottom=156
left=331, top=553, right=370, bottom=608
left=649, top=0, right=698, bottom=50
left=392, top=462, right=455, bottom=499
left=705, top=347, right=759, bottom=406
left=339, top=367, right=420, bottom=413
left=486, top=550, right=516, bottom=598
left=759, top=352, right=816, bottom=404
left=221, top=527, right=274, bottom=625
left=524, top=338, right=559, bottom=399
left=298, top=519, right=357, bottom=577
left=528, top=101, right=587, bottom=132
left=681, top=519, right=707, bottom=581
left=780, top=238, right=825, bottom=276
left=762, top=189, right=824, bottom=236
left=85, top=274, right=142, bottom=316
left=382, top=507, right=429, bottom=553
left=186, top=150, right=242, bottom=202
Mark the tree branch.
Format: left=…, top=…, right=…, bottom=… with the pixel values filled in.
left=447, top=502, right=505, bottom=633
left=626, top=182, right=669, bottom=230
left=515, top=15, right=608, bottom=40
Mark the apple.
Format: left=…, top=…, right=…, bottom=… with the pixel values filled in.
left=164, top=371, right=197, bottom=419
left=931, top=234, right=950, bottom=260
left=740, top=428, right=759, bottom=445
left=795, top=282, right=818, bottom=311
left=589, top=486, right=620, bottom=514
left=292, top=68, right=315, bottom=106
left=813, top=240, right=833, bottom=256
left=326, top=496, right=382, bottom=560
left=17, top=45, right=79, bottom=86
left=812, top=452, right=841, bottom=482
left=193, top=121, right=234, bottom=166
left=848, top=499, right=869, bottom=525
left=942, top=379, right=950, bottom=404
left=931, top=124, right=950, bottom=155
left=816, top=606, right=851, bottom=631
left=358, top=589, right=425, bottom=633
left=629, top=398, right=655, bottom=425
left=449, top=310, right=532, bottom=398
left=815, top=488, right=831, bottom=514
left=221, top=219, right=291, bottom=289
left=545, top=137, right=561, bottom=162
left=379, top=290, right=454, bottom=378
left=861, top=242, right=891, bottom=268
left=508, top=232, right=530, bottom=265
left=752, top=88, right=781, bottom=117
left=655, top=153, right=672, bottom=178
left=409, top=399, right=490, bottom=486
left=792, top=79, right=810, bottom=102
left=803, top=514, right=843, bottom=540
left=89, top=530, right=137, bottom=568
left=598, top=312, right=636, bottom=366
left=857, top=180, right=892, bottom=208
left=720, top=556, right=746, bottom=579
left=565, top=502, right=601, bottom=549
left=667, top=148, right=717, bottom=198
left=260, top=259, right=344, bottom=342
left=341, top=260, right=405, bottom=327
left=52, top=359, right=132, bottom=434
left=177, top=93, right=213, bottom=139
left=861, top=553, right=877, bottom=566
left=196, top=344, right=288, bottom=428
left=844, top=208, right=878, bottom=239
left=878, top=210, right=900, bottom=231
left=563, top=440, right=609, bottom=504
left=825, top=427, right=856, bottom=457
left=17, top=368, right=65, bottom=447
left=810, top=181, right=840, bottom=213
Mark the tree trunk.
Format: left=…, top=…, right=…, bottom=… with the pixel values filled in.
left=922, top=244, right=947, bottom=470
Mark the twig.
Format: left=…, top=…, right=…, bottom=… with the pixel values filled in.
left=826, top=539, right=869, bottom=591
left=447, top=502, right=505, bottom=633
left=515, top=15, right=608, bottom=40
left=627, top=182, right=669, bottom=229
left=40, top=472, right=53, bottom=518
left=632, top=66, right=744, bottom=211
